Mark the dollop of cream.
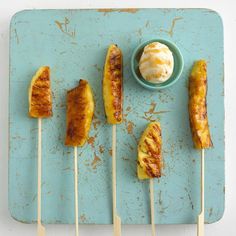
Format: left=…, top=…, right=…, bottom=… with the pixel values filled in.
left=139, top=42, right=174, bottom=83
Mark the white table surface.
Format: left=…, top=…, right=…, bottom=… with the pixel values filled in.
left=1, top=0, right=235, bottom=235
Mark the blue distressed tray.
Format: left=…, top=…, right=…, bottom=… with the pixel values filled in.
left=9, top=8, right=224, bottom=224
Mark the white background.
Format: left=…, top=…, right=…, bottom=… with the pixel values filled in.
left=0, top=0, right=235, bottom=235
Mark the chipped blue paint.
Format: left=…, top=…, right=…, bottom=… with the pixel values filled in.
left=9, top=9, right=224, bottom=224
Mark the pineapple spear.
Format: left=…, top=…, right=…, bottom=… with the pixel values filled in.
left=29, top=66, right=53, bottom=236
left=138, top=122, right=163, bottom=236
left=65, top=79, right=95, bottom=236
left=188, top=60, right=213, bottom=236
left=103, top=44, right=123, bottom=236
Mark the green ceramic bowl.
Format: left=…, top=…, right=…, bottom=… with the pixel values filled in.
left=131, top=39, right=184, bottom=90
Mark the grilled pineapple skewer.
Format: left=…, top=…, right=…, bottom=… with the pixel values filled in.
left=28, top=66, right=53, bottom=236
left=65, top=79, right=95, bottom=147
left=29, top=66, right=52, bottom=118
left=138, top=122, right=162, bottom=236
left=188, top=60, right=212, bottom=149
left=103, top=44, right=123, bottom=236
left=65, top=79, right=94, bottom=236
left=188, top=60, right=212, bottom=236
left=138, top=122, right=162, bottom=180
left=103, top=44, right=123, bottom=124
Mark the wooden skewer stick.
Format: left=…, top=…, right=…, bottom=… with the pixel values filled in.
left=197, top=149, right=205, bottom=236
left=74, top=146, right=79, bottom=236
left=150, top=178, right=156, bottom=236
left=112, top=125, right=121, bottom=236
left=37, top=118, right=45, bottom=236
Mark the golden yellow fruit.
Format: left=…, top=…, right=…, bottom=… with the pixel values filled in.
left=65, top=80, right=95, bottom=147
left=137, top=122, right=162, bottom=180
left=103, top=44, right=123, bottom=124
left=188, top=60, right=213, bottom=149
left=28, top=66, right=53, bottom=118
